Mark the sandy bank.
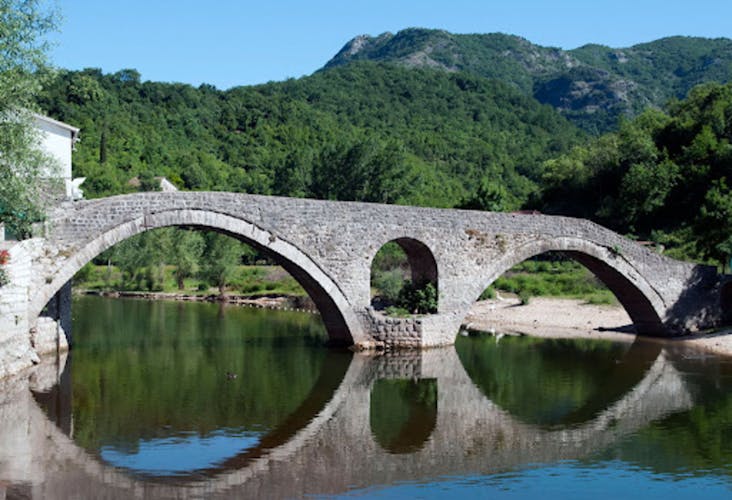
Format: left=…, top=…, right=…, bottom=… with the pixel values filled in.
left=464, top=296, right=732, bottom=357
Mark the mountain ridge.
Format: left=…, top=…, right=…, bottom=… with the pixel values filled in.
left=324, top=28, right=732, bottom=132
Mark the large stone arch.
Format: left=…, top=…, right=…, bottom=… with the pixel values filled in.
left=468, top=236, right=667, bottom=335
left=30, top=209, right=367, bottom=345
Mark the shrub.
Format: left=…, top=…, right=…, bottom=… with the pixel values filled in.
left=398, top=281, right=438, bottom=314
left=74, top=262, right=94, bottom=283
left=241, top=283, right=264, bottom=293
left=372, top=268, right=405, bottom=304
left=385, top=306, right=411, bottom=317
left=517, top=289, right=532, bottom=305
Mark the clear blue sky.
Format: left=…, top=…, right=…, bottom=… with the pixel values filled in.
left=49, top=0, right=732, bottom=89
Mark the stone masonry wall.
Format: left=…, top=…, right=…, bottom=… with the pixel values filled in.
left=358, top=308, right=424, bottom=348
left=0, top=240, right=40, bottom=378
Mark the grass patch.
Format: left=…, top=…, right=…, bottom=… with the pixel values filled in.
left=483, top=259, right=618, bottom=305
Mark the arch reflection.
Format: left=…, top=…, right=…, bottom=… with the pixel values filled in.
left=455, top=334, right=663, bottom=427
left=370, top=378, right=438, bottom=454
left=41, top=296, right=352, bottom=479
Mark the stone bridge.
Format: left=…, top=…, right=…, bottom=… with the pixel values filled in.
left=0, top=192, right=729, bottom=374
left=0, top=343, right=700, bottom=498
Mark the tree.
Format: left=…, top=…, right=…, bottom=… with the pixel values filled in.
left=310, top=138, right=414, bottom=203
left=696, top=178, right=732, bottom=268
left=458, top=177, right=511, bottom=212
left=618, top=159, right=680, bottom=232
left=170, top=229, right=204, bottom=290
left=0, top=0, right=57, bottom=237
left=114, top=229, right=172, bottom=290
left=200, top=233, right=241, bottom=296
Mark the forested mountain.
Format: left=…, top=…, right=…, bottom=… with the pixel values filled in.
left=326, top=29, right=732, bottom=132
left=37, top=63, right=582, bottom=208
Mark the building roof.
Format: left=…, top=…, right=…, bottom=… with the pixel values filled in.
left=33, top=113, right=80, bottom=141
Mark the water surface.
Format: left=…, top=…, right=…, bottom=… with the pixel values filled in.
left=1, top=296, right=731, bottom=498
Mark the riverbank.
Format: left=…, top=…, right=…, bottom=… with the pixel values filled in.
left=464, top=296, right=732, bottom=358
left=79, top=289, right=317, bottom=312
left=80, top=290, right=732, bottom=357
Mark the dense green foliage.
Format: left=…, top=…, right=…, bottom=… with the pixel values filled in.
left=538, top=82, right=732, bottom=266
left=328, top=28, right=732, bottom=133
left=38, top=62, right=582, bottom=209
left=76, top=262, right=305, bottom=297
left=0, top=0, right=57, bottom=237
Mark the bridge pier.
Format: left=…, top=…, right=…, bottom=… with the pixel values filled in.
left=359, top=309, right=463, bottom=348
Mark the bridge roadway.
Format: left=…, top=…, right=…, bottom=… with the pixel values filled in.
left=0, top=343, right=697, bottom=499
left=19, top=192, right=728, bottom=351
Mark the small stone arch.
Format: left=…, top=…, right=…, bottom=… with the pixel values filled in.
left=31, top=209, right=366, bottom=346
left=393, top=237, right=438, bottom=289
left=369, top=237, right=439, bottom=311
left=469, top=237, right=666, bottom=335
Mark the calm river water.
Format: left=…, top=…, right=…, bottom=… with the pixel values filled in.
left=1, top=295, right=732, bottom=498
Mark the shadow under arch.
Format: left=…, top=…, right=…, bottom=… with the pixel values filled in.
left=471, top=237, right=666, bottom=335
left=392, top=237, right=438, bottom=289
left=30, top=209, right=364, bottom=345
left=721, top=280, right=732, bottom=324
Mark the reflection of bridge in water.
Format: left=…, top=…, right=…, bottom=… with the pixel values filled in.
left=0, top=342, right=698, bottom=499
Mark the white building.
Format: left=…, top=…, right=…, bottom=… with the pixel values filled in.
left=33, top=114, right=82, bottom=200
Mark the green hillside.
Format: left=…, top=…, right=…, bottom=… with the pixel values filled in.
left=538, top=81, right=732, bottom=265
left=38, top=63, right=582, bottom=207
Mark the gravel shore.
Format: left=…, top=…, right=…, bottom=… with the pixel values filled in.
left=464, top=295, right=732, bottom=357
